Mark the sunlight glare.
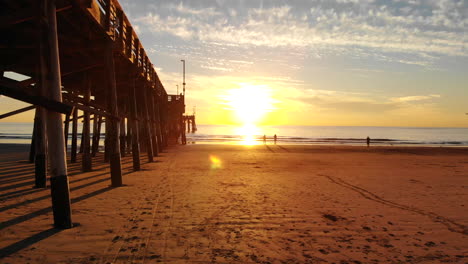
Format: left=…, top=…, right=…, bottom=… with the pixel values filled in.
left=222, top=84, right=275, bottom=125
left=209, top=155, right=222, bottom=169
left=236, top=124, right=261, bottom=145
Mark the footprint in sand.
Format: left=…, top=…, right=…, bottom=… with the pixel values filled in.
left=318, top=249, right=328, bottom=255
left=424, top=241, right=436, bottom=247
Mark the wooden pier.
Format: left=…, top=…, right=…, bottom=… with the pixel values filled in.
left=0, top=0, right=186, bottom=228
left=184, top=115, right=197, bottom=133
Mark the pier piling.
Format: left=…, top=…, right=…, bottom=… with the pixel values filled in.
left=40, top=0, right=72, bottom=228
left=143, top=86, right=154, bottom=162
left=104, top=40, right=122, bottom=187
left=0, top=0, right=189, bottom=228
left=130, top=78, right=141, bottom=171
left=33, top=108, right=47, bottom=188
left=71, top=106, right=78, bottom=163
left=82, top=73, right=92, bottom=172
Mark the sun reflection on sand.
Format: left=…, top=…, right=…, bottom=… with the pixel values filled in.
left=236, top=124, right=261, bottom=146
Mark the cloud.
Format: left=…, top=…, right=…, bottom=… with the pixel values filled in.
left=200, top=65, right=233, bottom=72
left=172, top=2, right=221, bottom=17
left=299, top=96, right=399, bottom=112
left=392, top=94, right=441, bottom=102
left=134, top=0, right=468, bottom=66
left=286, top=88, right=443, bottom=113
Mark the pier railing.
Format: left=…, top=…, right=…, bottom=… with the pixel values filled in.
left=78, top=0, right=156, bottom=82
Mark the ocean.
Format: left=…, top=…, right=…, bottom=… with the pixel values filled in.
left=1, top=122, right=468, bottom=147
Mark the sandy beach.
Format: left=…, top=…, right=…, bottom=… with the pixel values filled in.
left=0, top=143, right=467, bottom=263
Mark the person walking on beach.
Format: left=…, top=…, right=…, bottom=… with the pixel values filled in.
left=274, top=134, right=277, bottom=145
left=366, top=136, right=370, bottom=147
left=263, top=135, right=266, bottom=144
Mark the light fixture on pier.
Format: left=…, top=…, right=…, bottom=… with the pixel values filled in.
left=180, top=59, right=186, bottom=96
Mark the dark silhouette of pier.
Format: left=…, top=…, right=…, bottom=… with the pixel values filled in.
left=184, top=115, right=197, bottom=133
left=0, top=0, right=194, bottom=228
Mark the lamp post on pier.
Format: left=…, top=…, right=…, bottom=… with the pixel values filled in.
left=180, top=59, right=186, bottom=96
left=180, top=59, right=187, bottom=144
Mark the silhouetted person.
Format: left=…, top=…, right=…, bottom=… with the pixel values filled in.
left=274, top=134, right=277, bottom=145
left=263, top=135, right=266, bottom=144
left=366, top=136, right=370, bottom=147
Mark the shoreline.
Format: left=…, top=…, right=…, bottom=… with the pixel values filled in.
left=186, top=141, right=468, bottom=147
left=3, top=123, right=468, bottom=147
left=3, top=141, right=468, bottom=149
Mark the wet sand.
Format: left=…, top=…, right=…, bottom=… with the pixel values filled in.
left=0, top=143, right=467, bottom=263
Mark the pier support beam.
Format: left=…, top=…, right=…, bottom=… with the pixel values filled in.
left=148, top=90, right=159, bottom=156
left=143, top=86, right=154, bottom=162
left=82, top=73, right=92, bottom=172
left=119, top=112, right=126, bottom=157
left=92, top=115, right=101, bottom=156
left=154, top=97, right=163, bottom=153
left=33, top=107, right=47, bottom=188
left=70, top=105, right=78, bottom=163
left=29, top=118, right=36, bottom=163
left=104, top=117, right=110, bottom=162
left=79, top=126, right=84, bottom=154
left=105, top=41, right=122, bottom=187
left=126, top=107, right=132, bottom=154
left=161, top=103, right=168, bottom=148
left=130, top=77, right=140, bottom=171
left=34, top=15, right=47, bottom=187
left=181, top=118, right=186, bottom=145
left=40, top=0, right=72, bottom=228
left=138, top=107, right=147, bottom=153
left=91, top=114, right=98, bottom=156
left=151, top=94, right=161, bottom=152
left=64, top=112, right=70, bottom=148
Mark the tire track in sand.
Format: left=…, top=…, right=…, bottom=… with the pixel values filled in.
left=97, top=155, right=176, bottom=264
left=318, top=174, right=467, bottom=235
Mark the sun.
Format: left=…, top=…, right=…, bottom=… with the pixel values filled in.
left=222, top=83, right=275, bottom=125
left=220, top=83, right=276, bottom=145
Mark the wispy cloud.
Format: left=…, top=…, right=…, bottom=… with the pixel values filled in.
left=134, top=0, right=467, bottom=69
left=284, top=87, right=443, bottom=113
left=392, top=94, right=441, bottom=102
left=172, top=2, right=221, bottom=17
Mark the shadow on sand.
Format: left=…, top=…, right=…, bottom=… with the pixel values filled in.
left=0, top=149, right=147, bottom=259
left=0, top=228, right=62, bottom=258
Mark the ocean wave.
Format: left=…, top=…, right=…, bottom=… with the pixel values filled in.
left=0, top=135, right=32, bottom=139
left=2, top=127, right=468, bottom=146
left=186, top=135, right=468, bottom=146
